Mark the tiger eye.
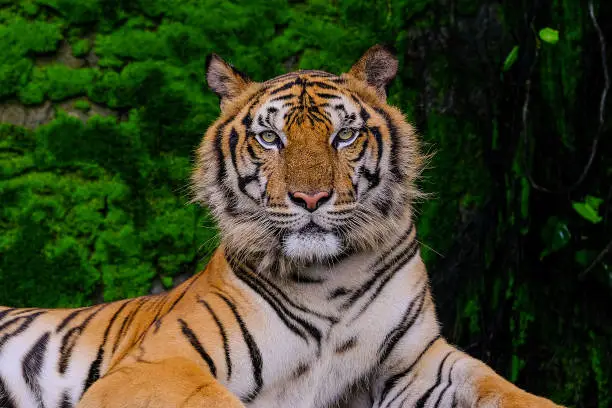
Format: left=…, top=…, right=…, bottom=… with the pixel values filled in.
left=337, top=128, right=354, bottom=141
left=260, top=131, right=279, bottom=144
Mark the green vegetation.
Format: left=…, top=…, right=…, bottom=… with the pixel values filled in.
left=0, top=1, right=610, bottom=406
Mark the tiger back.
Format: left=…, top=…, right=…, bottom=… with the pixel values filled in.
left=0, top=46, right=564, bottom=408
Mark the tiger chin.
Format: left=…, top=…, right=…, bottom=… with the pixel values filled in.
left=0, top=46, right=564, bottom=408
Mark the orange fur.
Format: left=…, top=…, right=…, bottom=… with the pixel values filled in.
left=78, top=357, right=244, bottom=408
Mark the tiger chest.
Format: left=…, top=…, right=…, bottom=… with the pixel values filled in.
left=240, top=268, right=424, bottom=408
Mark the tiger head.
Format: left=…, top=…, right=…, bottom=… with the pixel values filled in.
left=192, top=45, right=423, bottom=274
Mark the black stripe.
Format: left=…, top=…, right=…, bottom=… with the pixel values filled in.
left=328, top=287, right=350, bottom=299
left=315, top=92, right=342, bottom=99
left=288, top=274, right=325, bottom=284
left=308, top=81, right=338, bottom=90
left=114, top=307, right=138, bottom=351
left=328, top=208, right=354, bottom=216
left=242, top=111, right=253, bottom=128
left=369, top=126, right=385, bottom=170
left=374, top=107, right=403, bottom=181
left=229, top=114, right=265, bottom=203
left=334, top=103, right=347, bottom=114
left=83, top=300, right=132, bottom=393
left=341, top=224, right=415, bottom=310
left=414, top=351, right=454, bottom=408
left=433, top=359, right=458, bottom=408
left=303, top=109, right=329, bottom=126
left=247, top=267, right=336, bottom=323
left=58, top=305, right=108, bottom=374
left=246, top=143, right=262, bottom=165
left=270, top=81, right=296, bottom=95
left=307, top=72, right=337, bottom=78
left=335, top=337, right=357, bottom=354
left=59, top=391, right=73, bottom=408
left=0, top=316, right=20, bottom=334
left=235, top=262, right=335, bottom=342
left=56, top=308, right=87, bottom=333
left=381, top=376, right=417, bottom=408
left=0, top=311, right=45, bottom=351
left=350, top=137, right=369, bottom=164
left=215, top=292, right=263, bottom=403
left=354, top=240, right=420, bottom=319
left=267, top=211, right=297, bottom=219
left=257, top=115, right=265, bottom=128
left=378, top=335, right=441, bottom=405
left=113, top=299, right=147, bottom=353
left=233, top=265, right=309, bottom=342
left=284, top=107, right=301, bottom=129
left=0, top=376, right=17, bottom=408
left=377, top=284, right=428, bottom=365
left=361, top=167, right=381, bottom=190
left=22, top=331, right=51, bottom=408
left=178, top=318, right=217, bottom=377
left=0, top=308, right=15, bottom=322
left=451, top=387, right=458, bottom=408
left=199, top=300, right=232, bottom=380
left=154, top=275, right=201, bottom=332
left=356, top=101, right=371, bottom=122
left=291, top=362, right=310, bottom=379
left=270, top=94, right=295, bottom=102
left=213, top=117, right=240, bottom=216
left=373, top=186, right=394, bottom=216
left=12, top=308, right=41, bottom=316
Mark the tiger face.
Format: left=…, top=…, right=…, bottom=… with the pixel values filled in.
left=192, top=46, right=423, bottom=272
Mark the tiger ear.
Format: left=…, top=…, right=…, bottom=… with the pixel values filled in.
left=206, top=54, right=251, bottom=110
left=347, top=45, right=398, bottom=100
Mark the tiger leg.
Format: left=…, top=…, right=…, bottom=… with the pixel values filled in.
left=77, top=356, right=244, bottom=408
left=371, top=337, right=564, bottom=408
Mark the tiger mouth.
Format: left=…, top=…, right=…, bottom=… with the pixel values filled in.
left=299, top=222, right=328, bottom=234
left=280, top=221, right=342, bottom=261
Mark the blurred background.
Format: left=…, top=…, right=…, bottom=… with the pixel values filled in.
left=0, top=0, right=610, bottom=406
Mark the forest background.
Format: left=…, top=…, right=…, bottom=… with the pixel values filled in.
left=0, top=1, right=610, bottom=407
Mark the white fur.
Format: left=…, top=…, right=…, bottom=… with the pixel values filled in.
left=282, top=231, right=342, bottom=261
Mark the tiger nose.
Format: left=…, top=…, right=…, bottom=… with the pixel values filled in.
left=288, top=190, right=332, bottom=212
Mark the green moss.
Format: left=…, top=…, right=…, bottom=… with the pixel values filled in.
left=21, top=1, right=39, bottom=16
left=21, top=66, right=96, bottom=102
left=71, top=39, right=91, bottom=57
left=96, top=27, right=168, bottom=62
left=36, top=0, right=102, bottom=24
left=18, top=82, right=45, bottom=105
left=0, top=18, right=63, bottom=98
left=73, top=99, right=90, bottom=111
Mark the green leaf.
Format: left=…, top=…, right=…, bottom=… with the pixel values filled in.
left=539, top=27, right=559, bottom=44
left=161, top=276, right=173, bottom=289
left=573, top=200, right=603, bottom=224
left=503, top=46, right=519, bottom=71
left=540, top=217, right=571, bottom=259
left=575, top=250, right=596, bottom=267
left=586, top=195, right=604, bottom=211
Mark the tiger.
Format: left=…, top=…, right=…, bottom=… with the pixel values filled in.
left=0, top=45, right=564, bottom=408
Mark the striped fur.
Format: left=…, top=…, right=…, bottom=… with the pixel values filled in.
left=0, top=46, right=563, bottom=408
